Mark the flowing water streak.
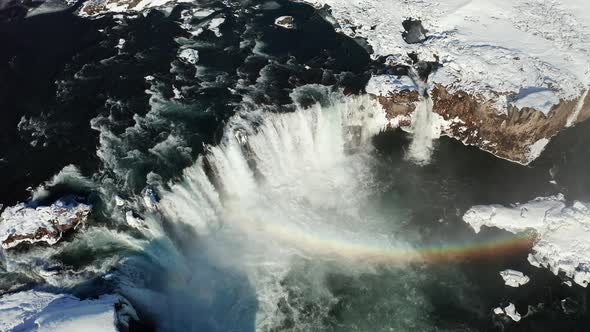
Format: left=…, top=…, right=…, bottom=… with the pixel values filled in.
left=406, top=72, right=437, bottom=165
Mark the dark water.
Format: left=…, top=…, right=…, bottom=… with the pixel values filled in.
left=1, top=1, right=590, bottom=331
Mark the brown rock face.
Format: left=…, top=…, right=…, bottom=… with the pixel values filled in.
left=376, top=86, right=590, bottom=164
left=0, top=200, right=92, bottom=249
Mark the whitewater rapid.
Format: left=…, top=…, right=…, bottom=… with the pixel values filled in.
left=110, top=87, right=440, bottom=331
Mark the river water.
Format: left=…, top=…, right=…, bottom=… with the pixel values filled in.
left=1, top=0, right=589, bottom=331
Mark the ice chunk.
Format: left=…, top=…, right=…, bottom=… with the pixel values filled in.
left=499, top=269, right=530, bottom=287
left=464, top=195, right=590, bottom=287
left=0, top=291, right=137, bottom=332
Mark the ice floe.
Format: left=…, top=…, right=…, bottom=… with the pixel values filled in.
left=464, top=194, right=590, bottom=287
left=500, top=269, right=530, bottom=288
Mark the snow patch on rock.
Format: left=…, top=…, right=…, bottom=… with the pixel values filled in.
left=274, top=16, right=295, bottom=29
left=500, top=269, right=530, bottom=288
left=306, top=0, right=590, bottom=112
left=463, top=194, right=590, bottom=287
left=0, top=290, right=137, bottom=332
left=366, top=74, right=417, bottom=96
left=0, top=198, right=91, bottom=249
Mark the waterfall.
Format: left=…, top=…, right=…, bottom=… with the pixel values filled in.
left=114, top=88, right=427, bottom=331
left=405, top=70, right=437, bottom=166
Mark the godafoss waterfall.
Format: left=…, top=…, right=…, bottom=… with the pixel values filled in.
left=1, top=0, right=590, bottom=331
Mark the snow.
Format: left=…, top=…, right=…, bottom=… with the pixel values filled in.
left=306, top=0, right=590, bottom=112
left=504, top=303, right=522, bottom=322
left=0, top=198, right=91, bottom=249
left=525, top=138, right=550, bottom=164
left=0, top=291, right=124, bottom=332
left=79, top=0, right=194, bottom=16
left=365, top=74, right=417, bottom=96
left=274, top=16, right=295, bottom=29
left=493, top=303, right=522, bottom=322
left=511, top=88, right=560, bottom=115
left=463, top=194, right=590, bottom=287
left=499, top=269, right=530, bottom=287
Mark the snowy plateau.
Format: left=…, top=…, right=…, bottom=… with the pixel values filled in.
left=304, top=0, right=590, bottom=164
left=75, top=0, right=590, bottom=163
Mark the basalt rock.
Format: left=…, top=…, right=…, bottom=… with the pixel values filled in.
left=376, top=85, right=590, bottom=164
left=0, top=197, right=91, bottom=249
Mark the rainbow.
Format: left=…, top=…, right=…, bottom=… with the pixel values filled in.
left=227, top=211, right=535, bottom=264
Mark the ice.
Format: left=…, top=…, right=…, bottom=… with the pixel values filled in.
left=365, top=74, right=417, bottom=96
left=493, top=302, right=522, bottom=322
left=464, top=195, right=590, bottom=287
left=305, top=0, right=590, bottom=112
left=0, top=291, right=132, bottom=332
left=499, top=269, right=530, bottom=288
left=511, top=88, right=560, bottom=115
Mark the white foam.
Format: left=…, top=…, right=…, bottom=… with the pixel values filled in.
left=150, top=90, right=424, bottom=329
left=31, top=164, right=94, bottom=202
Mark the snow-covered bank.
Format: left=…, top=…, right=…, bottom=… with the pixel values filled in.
left=463, top=194, right=590, bottom=287
left=0, top=291, right=137, bottom=331
left=305, top=0, right=590, bottom=164
left=0, top=198, right=91, bottom=249
left=306, top=0, right=589, bottom=105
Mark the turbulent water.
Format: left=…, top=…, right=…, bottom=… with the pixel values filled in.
left=2, top=0, right=590, bottom=331
left=111, top=88, right=439, bottom=331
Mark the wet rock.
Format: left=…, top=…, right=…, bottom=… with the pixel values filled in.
left=274, top=15, right=295, bottom=29
left=376, top=84, right=590, bottom=164
left=402, top=18, right=427, bottom=44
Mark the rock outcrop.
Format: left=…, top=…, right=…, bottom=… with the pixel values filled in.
left=378, top=83, right=590, bottom=164
left=305, top=0, right=590, bottom=164
left=0, top=197, right=91, bottom=249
